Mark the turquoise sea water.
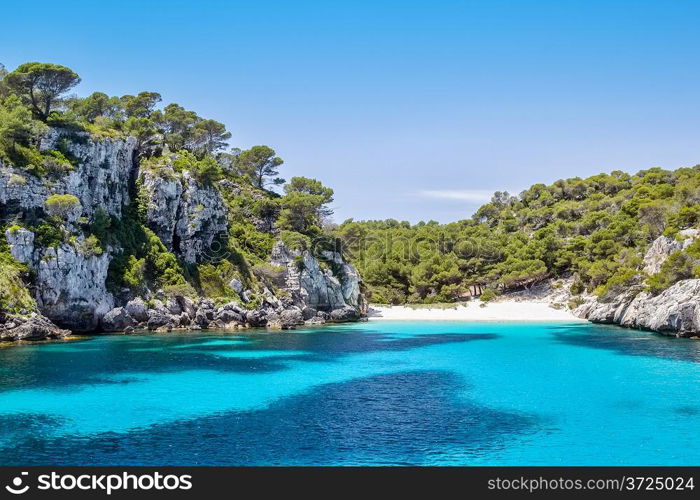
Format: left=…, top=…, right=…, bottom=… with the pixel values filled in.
left=0, top=320, right=699, bottom=466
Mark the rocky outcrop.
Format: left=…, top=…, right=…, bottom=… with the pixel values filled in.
left=99, top=279, right=363, bottom=334
left=576, top=280, right=700, bottom=337
left=642, top=229, right=699, bottom=275
left=140, top=170, right=182, bottom=250
left=279, top=307, right=304, bottom=329
left=141, top=167, right=227, bottom=263
left=0, top=313, right=70, bottom=341
left=101, top=307, right=136, bottom=331
left=0, top=129, right=136, bottom=221
left=36, top=244, right=114, bottom=330
left=270, top=241, right=365, bottom=315
left=101, top=294, right=346, bottom=332
left=575, top=231, right=700, bottom=337
left=6, top=227, right=114, bottom=331
left=330, top=305, right=360, bottom=323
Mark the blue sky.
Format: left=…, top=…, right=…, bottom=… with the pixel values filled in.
left=2, top=0, right=699, bottom=223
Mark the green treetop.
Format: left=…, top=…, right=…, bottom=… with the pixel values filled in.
left=5, top=62, right=81, bottom=121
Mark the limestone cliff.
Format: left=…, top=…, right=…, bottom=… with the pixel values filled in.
left=0, top=129, right=365, bottom=338
left=6, top=227, right=113, bottom=331
left=575, top=231, right=700, bottom=337
left=140, top=164, right=227, bottom=264
left=270, top=241, right=366, bottom=319
left=0, top=129, right=136, bottom=219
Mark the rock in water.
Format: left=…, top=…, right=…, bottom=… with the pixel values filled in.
left=280, top=307, right=304, bottom=329
left=576, top=232, right=700, bottom=337
left=330, top=306, right=360, bottom=323
left=0, top=314, right=70, bottom=341
left=101, top=307, right=136, bottom=332
left=125, top=298, right=149, bottom=323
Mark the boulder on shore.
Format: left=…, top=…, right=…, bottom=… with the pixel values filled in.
left=0, top=314, right=70, bottom=341
left=101, top=307, right=136, bottom=332
left=280, top=307, right=304, bottom=329
left=330, top=306, right=359, bottom=323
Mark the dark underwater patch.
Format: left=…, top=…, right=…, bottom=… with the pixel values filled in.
left=0, top=328, right=497, bottom=391
left=0, top=370, right=537, bottom=466
left=0, top=413, right=65, bottom=448
left=548, top=324, right=700, bottom=363
left=674, top=406, right=700, bottom=416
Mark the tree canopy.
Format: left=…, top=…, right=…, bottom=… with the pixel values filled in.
left=5, top=62, right=81, bottom=121
left=337, top=167, right=700, bottom=304
left=235, top=145, right=284, bottom=189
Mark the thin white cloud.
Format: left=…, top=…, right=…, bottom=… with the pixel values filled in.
left=418, top=189, right=496, bottom=202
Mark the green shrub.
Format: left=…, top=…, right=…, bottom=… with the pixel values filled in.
left=8, top=174, right=27, bottom=186
left=42, top=150, right=74, bottom=176
left=568, top=297, right=585, bottom=310
left=595, top=268, right=639, bottom=302
left=34, top=221, right=64, bottom=248
left=45, top=194, right=81, bottom=220
left=196, top=263, right=234, bottom=298
left=162, top=282, right=196, bottom=298
left=646, top=250, right=699, bottom=294
left=252, top=263, right=286, bottom=289
left=121, top=255, right=146, bottom=293
left=0, top=251, right=36, bottom=314
left=80, top=234, right=103, bottom=256
left=279, top=230, right=311, bottom=251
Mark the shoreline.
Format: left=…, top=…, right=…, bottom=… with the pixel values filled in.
left=367, top=300, right=582, bottom=322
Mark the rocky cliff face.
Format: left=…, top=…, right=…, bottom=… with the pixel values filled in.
left=6, top=227, right=114, bottom=331
left=271, top=241, right=366, bottom=319
left=141, top=167, right=227, bottom=264
left=0, top=130, right=136, bottom=220
left=575, top=231, right=700, bottom=337
left=98, top=241, right=365, bottom=333
left=576, top=279, right=700, bottom=336
left=642, top=229, right=699, bottom=275
left=0, top=128, right=130, bottom=333
left=0, top=130, right=365, bottom=339
left=96, top=250, right=363, bottom=334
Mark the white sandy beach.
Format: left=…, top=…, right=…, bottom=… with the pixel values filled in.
left=367, top=300, right=582, bottom=322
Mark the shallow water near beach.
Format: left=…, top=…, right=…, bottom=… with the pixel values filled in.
left=0, top=321, right=699, bottom=465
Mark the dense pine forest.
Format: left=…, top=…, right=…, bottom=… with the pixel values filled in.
left=336, top=167, right=700, bottom=305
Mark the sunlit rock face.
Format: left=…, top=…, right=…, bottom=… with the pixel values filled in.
left=0, top=129, right=136, bottom=221
left=642, top=229, right=700, bottom=275
left=1, top=130, right=365, bottom=336
left=6, top=227, right=114, bottom=331
left=270, top=241, right=365, bottom=316
left=576, top=231, right=700, bottom=337
left=140, top=167, right=227, bottom=264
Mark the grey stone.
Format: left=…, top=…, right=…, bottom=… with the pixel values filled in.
left=228, top=279, right=243, bottom=294
left=330, top=306, right=359, bottom=323
left=147, top=310, right=171, bottom=330
left=141, top=165, right=227, bottom=264
left=166, top=298, right=182, bottom=315
left=101, top=307, right=136, bottom=332
left=246, top=309, right=268, bottom=327
left=280, top=307, right=304, bottom=329
left=0, top=314, right=70, bottom=341
left=125, top=298, right=149, bottom=322
left=302, top=307, right=317, bottom=320
left=216, top=309, right=243, bottom=324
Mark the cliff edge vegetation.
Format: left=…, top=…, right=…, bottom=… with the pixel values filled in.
left=0, top=62, right=364, bottom=340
